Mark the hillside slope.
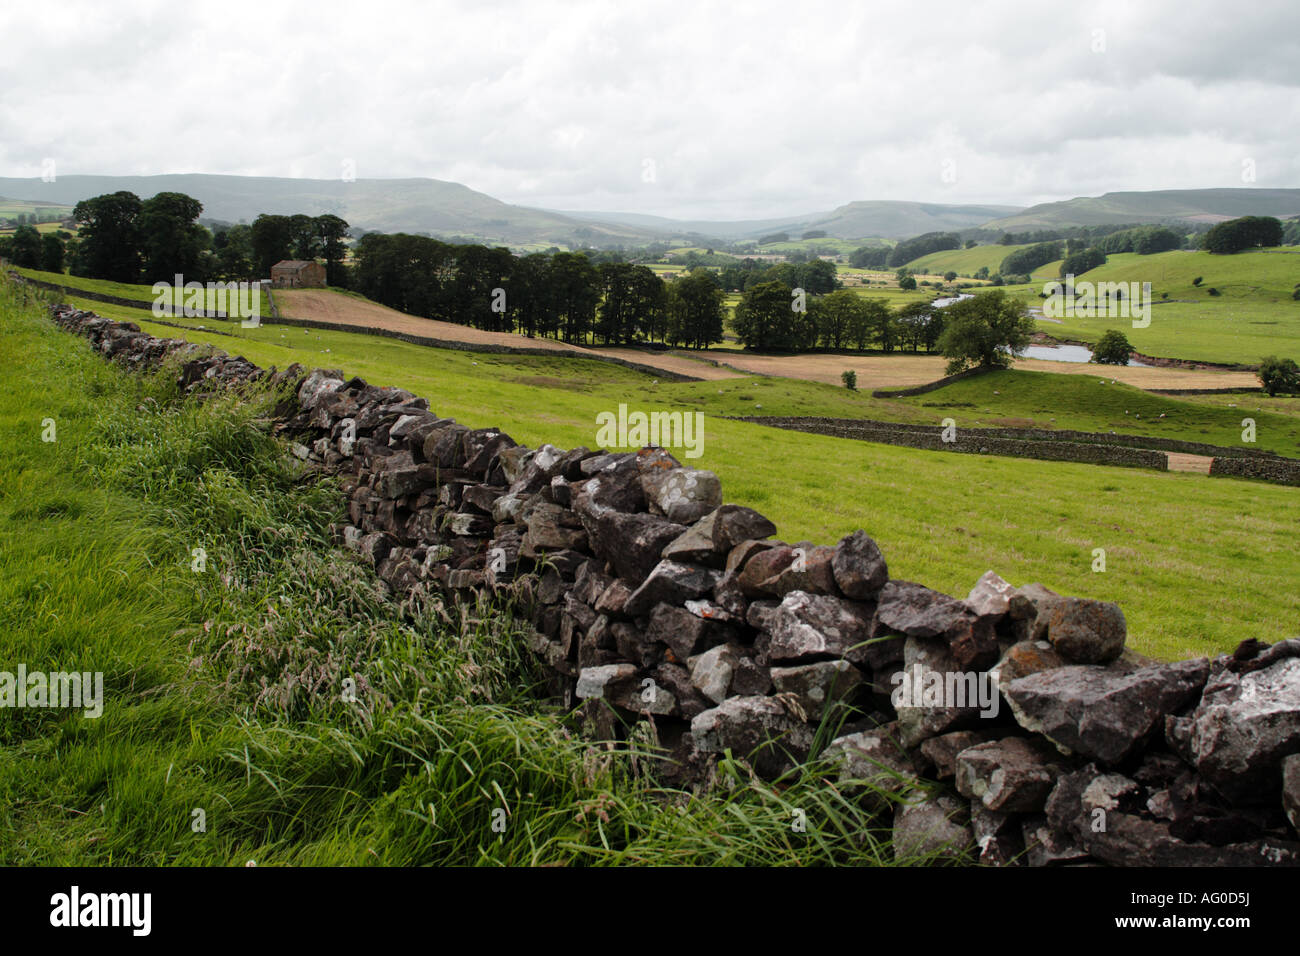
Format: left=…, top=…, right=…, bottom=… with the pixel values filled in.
left=0, top=174, right=665, bottom=247
left=984, top=188, right=1300, bottom=231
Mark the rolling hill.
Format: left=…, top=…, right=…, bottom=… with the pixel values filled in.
left=794, top=200, right=1023, bottom=239
left=0, top=174, right=667, bottom=248
left=984, top=188, right=1300, bottom=231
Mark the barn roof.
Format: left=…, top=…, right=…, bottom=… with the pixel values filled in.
left=271, top=260, right=319, bottom=271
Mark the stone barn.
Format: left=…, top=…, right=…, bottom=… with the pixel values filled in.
left=270, top=259, right=327, bottom=288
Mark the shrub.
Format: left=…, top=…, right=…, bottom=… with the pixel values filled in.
left=1092, top=329, right=1134, bottom=365
left=1258, top=356, right=1300, bottom=396
left=841, top=369, right=857, bottom=391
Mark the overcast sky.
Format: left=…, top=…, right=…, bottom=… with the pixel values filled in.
left=2, top=0, right=1298, bottom=220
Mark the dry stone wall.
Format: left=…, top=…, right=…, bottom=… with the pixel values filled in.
left=1210, top=455, right=1300, bottom=486
left=735, top=416, right=1170, bottom=470
left=49, top=303, right=1300, bottom=867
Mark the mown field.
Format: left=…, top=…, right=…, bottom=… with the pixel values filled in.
left=27, top=277, right=1299, bottom=661
left=1, top=280, right=915, bottom=866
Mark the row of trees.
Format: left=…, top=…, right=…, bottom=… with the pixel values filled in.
left=1201, top=216, right=1283, bottom=254
left=716, top=258, right=838, bottom=294
left=0, top=225, right=66, bottom=272
left=732, top=285, right=945, bottom=352
left=37, top=190, right=354, bottom=287
left=70, top=191, right=209, bottom=283
left=351, top=232, right=725, bottom=348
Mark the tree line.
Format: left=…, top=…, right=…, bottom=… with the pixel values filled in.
left=732, top=284, right=945, bottom=353
left=351, top=232, right=726, bottom=348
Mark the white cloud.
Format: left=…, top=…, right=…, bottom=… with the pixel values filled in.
left=1, top=0, right=1297, bottom=218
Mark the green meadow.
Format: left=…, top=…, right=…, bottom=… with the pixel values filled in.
left=29, top=280, right=1298, bottom=661
left=993, top=249, right=1300, bottom=366
left=902, top=243, right=1034, bottom=277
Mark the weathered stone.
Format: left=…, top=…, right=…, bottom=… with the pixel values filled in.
left=461, top=483, right=501, bottom=515
left=1007, top=583, right=1062, bottom=642
left=832, top=530, right=889, bottom=599
left=594, top=579, right=633, bottom=617
left=522, top=502, right=588, bottom=554
left=894, top=637, right=985, bottom=748
left=690, top=696, right=815, bottom=778
left=964, top=570, right=1016, bottom=619
left=641, top=467, right=722, bottom=524
left=1020, top=816, right=1090, bottom=867
left=711, top=505, right=777, bottom=550
left=572, top=453, right=647, bottom=514
left=971, top=803, right=1025, bottom=866
left=589, top=511, right=685, bottom=582
left=762, top=544, right=839, bottom=597
left=297, top=369, right=345, bottom=411
left=661, top=505, right=776, bottom=567
left=726, top=538, right=774, bottom=575
left=497, top=446, right=534, bottom=484
left=1283, top=755, right=1300, bottom=834
left=710, top=571, right=749, bottom=621
left=463, top=430, right=515, bottom=475
left=989, top=640, right=1069, bottom=692
left=955, top=736, right=1064, bottom=812
left=571, top=563, right=614, bottom=606
left=388, top=410, right=438, bottom=444
left=1005, top=658, right=1211, bottom=764
left=1046, top=597, right=1126, bottom=664
left=662, top=520, right=723, bottom=567
left=690, top=643, right=742, bottom=704
left=375, top=463, right=437, bottom=500
left=624, top=560, right=722, bottom=617
left=684, top=598, right=735, bottom=623
left=945, top=614, right=1001, bottom=672
left=575, top=663, right=637, bottom=701
left=604, top=668, right=676, bottom=717
left=770, top=660, right=864, bottom=722
left=735, top=545, right=798, bottom=596
left=653, top=663, right=715, bottom=720
left=609, top=621, right=657, bottom=669
left=875, top=580, right=972, bottom=639
left=766, top=590, right=874, bottom=663
left=1049, top=766, right=1300, bottom=865
left=423, top=424, right=471, bottom=468
left=746, top=599, right=780, bottom=632
left=918, top=730, right=1001, bottom=779
left=490, top=491, right=529, bottom=525
left=823, top=722, right=919, bottom=809
left=358, top=530, right=398, bottom=565
left=645, top=603, right=734, bottom=663
left=448, top=512, right=494, bottom=537
left=893, top=791, right=973, bottom=863
left=1166, top=655, right=1300, bottom=800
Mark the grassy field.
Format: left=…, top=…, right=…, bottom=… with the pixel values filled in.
left=32, top=280, right=1300, bottom=661
left=902, top=243, right=1033, bottom=276
left=1, top=280, right=916, bottom=866
left=12, top=266, right=191, bottom=307
left=989, top=250, right=1300, bottom=366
